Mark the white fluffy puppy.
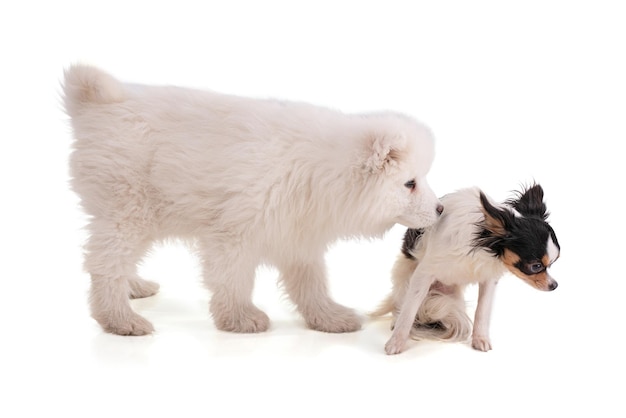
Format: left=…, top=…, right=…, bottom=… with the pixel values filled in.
left=63, top=65, right=443, bottom=336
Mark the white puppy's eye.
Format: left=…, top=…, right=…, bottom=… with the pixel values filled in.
left=404, top=179, right=416, bottom=190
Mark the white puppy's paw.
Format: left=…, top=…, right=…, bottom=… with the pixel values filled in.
left=96, top=311, right=155, bottom=336
left=304, top=303, right=362, bottom=333
left=213, top=306, right=270, bottom=333
left=128, top=277, right=160, bottom=299
left=471, top=334, right=492, bottom=352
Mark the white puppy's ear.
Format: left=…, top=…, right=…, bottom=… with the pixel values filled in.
left=362, top=134, right=405, bottom=173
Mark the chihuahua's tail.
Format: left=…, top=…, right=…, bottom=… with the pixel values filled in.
left=410, top=290, right=472, bottom=342
left=370, top=289, right=472, bottom=342
left=369, top=295, right=395, bottom=318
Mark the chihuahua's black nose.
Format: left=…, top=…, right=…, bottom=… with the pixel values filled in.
left=436, top=204, right=444, bottom=216
left=549, top=281, right=558, bottom=291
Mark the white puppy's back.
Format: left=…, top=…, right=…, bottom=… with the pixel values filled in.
left=64, top=65, right=427, bottom=245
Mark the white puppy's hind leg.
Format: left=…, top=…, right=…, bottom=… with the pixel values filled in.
left=279, top=259, right=362, bottom=333
left=128, top=275, right=160, bottom=299
left=201, top=242, right=269, bottom=333
left=384, top=269, right=435, bottom=355
left=86, top=220, right=154, bottom=336
left=471, top=279, right=498, bottom=351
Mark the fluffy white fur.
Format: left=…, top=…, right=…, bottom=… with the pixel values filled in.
left=62, top=64, right=443, bottom=336
left=376, top=187, right=559, bottom=354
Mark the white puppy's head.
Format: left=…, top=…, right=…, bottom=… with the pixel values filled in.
left=359, top=114, right=442, bottom=230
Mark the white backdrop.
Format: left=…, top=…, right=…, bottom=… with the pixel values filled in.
left=1, top=1, right=624, bottom=417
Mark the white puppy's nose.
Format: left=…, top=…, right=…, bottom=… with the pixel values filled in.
left=436, top=203, right=444, bottom=216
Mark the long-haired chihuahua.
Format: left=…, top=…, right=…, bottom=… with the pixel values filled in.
left=374, top=183, right=560, bottom=355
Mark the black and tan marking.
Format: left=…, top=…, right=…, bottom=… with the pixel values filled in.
left=474, top=184, right=560, bottom=291
left=401, top=228, right=424, bottom=260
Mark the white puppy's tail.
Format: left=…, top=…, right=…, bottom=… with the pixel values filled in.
left=62, top=64, right=125, bottom=116
left=410, top=290, right=473, bottom=342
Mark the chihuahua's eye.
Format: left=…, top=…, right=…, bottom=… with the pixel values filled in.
left=529, top=262, right=544, bottom=274
left=404, top=179, right=416, bottom=190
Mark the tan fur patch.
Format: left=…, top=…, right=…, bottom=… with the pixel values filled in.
left=504, top=249, right=552, bottom=291
left=482, top=209, right=507, bottom=237
left=502, top=249, right=520, bottom=268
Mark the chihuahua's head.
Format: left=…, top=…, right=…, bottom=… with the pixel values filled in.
left=474, top=184, right=560, bottom=291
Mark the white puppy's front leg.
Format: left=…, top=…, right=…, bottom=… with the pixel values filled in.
left=384, top=269, right=434, bottom=355
left=279, top=258, right=362, bottom=333
left=472, top=278, right=498, bottom=351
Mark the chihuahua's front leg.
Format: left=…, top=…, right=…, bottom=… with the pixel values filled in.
left=384, top=269, right=435, bottom=355
left=472, top=278, right=498, bottom=351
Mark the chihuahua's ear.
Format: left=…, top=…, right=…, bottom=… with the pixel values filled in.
left=361, top=133, right=405, bottom=173
left=508, top=183, right=548, bottom=220
left=479, top=191, right=514, bottom=238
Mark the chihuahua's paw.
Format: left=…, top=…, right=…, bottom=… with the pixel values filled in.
left=384, top=335, right=407, bottom=355
left=471, top=334, right=492, bottom=352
